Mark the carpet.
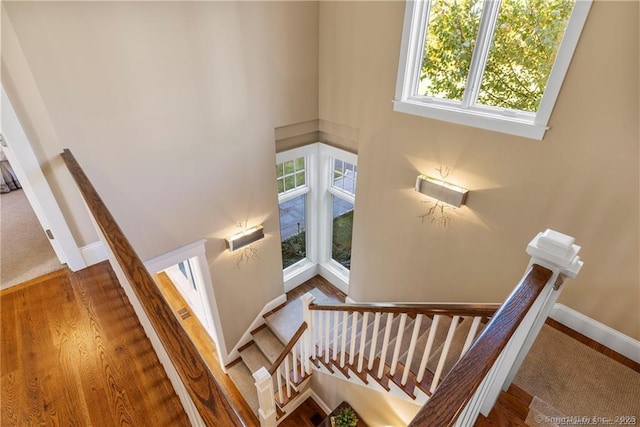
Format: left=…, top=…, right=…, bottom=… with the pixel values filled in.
left=515, top=325, right=640, bottom=425
left=265, top=288, right=335, bottom=343
left=1, top=189, right=64, bottom=289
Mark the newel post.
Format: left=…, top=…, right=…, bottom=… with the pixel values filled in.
left=253, top=367, right=276, bottom=427
left=477, top=229, right=584, bottom=419
left=501, top=229, right=584, bottom=386
left=302, top=292, right=316, bottom=374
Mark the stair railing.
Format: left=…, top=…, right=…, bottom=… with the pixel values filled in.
left=253, top=322, right=311, bottom=426
left=61, top=150, right=250, bottom=426
left=303, top=229, right=582, bottom=426
left=306, top=302, right=500, bottom=395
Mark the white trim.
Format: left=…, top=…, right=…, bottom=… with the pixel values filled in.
left=1, top=88, right=86, bottom=271
left=79, top=241, right=108, bottom=266
left=308, top=389, right=332, bottom=416
left=144, top=239, right=229, bottom=371
left=318, top=264, right=349, bottom=295
left=227, top=293, right=287, bottom=365
left=550, top=304, right=640, bottom=363
left=144, top=239, right=207, bottom=273
left=284, top=260, right=318, bottom=293
left=393, top=0, right=593, bottom=140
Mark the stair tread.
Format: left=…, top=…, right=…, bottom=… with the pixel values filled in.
left=241, top=342, right=272, bottom=374
left=252, top=327, right=285, bottom=364
left=227, top=361, right=260, bottom=415
left=397, top=314, right=433, bottom=366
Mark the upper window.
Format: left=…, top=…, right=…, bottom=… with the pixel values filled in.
left=394, top=0, right=592, bottom=139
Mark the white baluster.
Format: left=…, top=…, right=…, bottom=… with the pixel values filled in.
left=324, top=311, right=331, bottom=364
left=316, top=311, right=323, bottom=358
left=401, top=314, right=423, bottom=385
left=377, top=313, right=394, bottom=378
left=253, top=367, right=277, bottom=427
left=275, top=365, right=284, bottom=406
left=302, top=293, right=315, bottom=364
left=292, top=344, right=299, bottom=383
left=332, top=311, right=339, bottom=361
left=430, top=315, right=460, bottom=393
left=340, top=311, right=348, bottom=367
left=348, top=312, right=359, bottom=365
left=284, top=354, right=292, bottom=398
left=367, top=313, right=382, bottom=370
left=416, top=314, right=441, bottom=383
left=357, top=312, right=370, bottom=372
left=461, top=316, right=483, bottom=357
left=389, top=313, right=408, bottom=376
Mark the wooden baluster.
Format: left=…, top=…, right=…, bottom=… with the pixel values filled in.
left=389, top=313, right=408, bottom=376
left=348, top=312, right=359, bottom=365
left=416, top=314, right=441, bottom=383
left=430, top=315, right=461, bottom=393
left=401, top=314, right=423, bottom=385
left=377, top=313, right=394, bottom=378
left=340, top=311, right=348, bottom=367
left=357, top=312, right=370, bottom=372
left=367, top=312, right=382, bottom=370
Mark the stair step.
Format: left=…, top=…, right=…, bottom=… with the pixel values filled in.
left=227, top=361, right=260, bottom=416
left=252, top=326, right=285, bottom=364
left=241, top=342, right=272, bottom=374
left=388, top=362, right=417, bottom=399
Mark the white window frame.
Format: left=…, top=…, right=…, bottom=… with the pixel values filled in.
left=276, top=146, right=318, bottom=288
left=277, top=143, right=357, bottom=294
left=393, top=0, right=592, bottom=140
left=318, top=144, right=357, bottom=291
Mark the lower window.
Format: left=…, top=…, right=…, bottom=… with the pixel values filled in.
left=331, top=196, right=354, bottom=269
left=279, top=194, right=307, bottom=269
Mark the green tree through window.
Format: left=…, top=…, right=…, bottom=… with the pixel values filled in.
left=421, top=0, right=575, bottom=112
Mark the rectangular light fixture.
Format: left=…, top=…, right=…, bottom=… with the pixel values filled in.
left=415, top=175, right=468, bottom=207
left=226, top=225, right=264, bottom=252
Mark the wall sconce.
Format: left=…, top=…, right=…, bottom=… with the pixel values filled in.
left=226, top=225, right=264, bottom=252
left=415, top=175, right=468, bottom=207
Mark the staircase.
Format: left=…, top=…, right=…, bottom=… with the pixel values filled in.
left=224, top=230, right=584, bottom=426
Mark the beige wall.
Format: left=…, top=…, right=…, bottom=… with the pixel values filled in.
left=2, top=1, right=319, bottom=350
left=319, top=1, right=640, bottom=340
left=311, top=372, right=421, bottom=426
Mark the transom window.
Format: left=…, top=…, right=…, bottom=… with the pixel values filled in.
left=394, top=0, right=592, bottom=139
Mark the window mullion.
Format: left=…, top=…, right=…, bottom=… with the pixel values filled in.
left=461, top=0, right=502, bottom=108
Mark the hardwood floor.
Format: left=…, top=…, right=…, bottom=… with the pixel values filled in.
left=0, top=262, right=190, bottom=426
left=279, top=397, right=327, bottom=427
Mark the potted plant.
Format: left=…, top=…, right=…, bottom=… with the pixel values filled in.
left=331, top=406, right=359, bottom=427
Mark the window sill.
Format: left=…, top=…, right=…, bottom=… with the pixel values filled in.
left=392, top=99, right=547, bottom=140
left=283, top=259, right=318, bottom=292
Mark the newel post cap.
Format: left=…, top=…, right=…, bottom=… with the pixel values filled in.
left=527, top=229, right=583, bottom=278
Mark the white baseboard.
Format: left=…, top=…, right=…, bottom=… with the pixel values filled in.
left=308, top=389, right=332, bottom=415
left=226, top=293, right=287, bottom=365
left=550, top=303, right=640, bottom=363
left=80, top=241, right=108, bottom=266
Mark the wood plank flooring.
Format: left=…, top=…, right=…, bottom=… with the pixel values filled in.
left=0, top=262, right=190, bottom=426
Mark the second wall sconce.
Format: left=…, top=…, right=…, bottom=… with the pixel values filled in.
left=415, top=175, right=468, bottom=207
left=226, top=225, right=264, bottom=252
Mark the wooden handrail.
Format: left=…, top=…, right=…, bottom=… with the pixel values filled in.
left=268, top=322, right=308, bottom=375
left=309, top=302, right=501, bottom=317
left=408, top=264, right=553, bottom=426
left=61, top=149, right=246, bottom=427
